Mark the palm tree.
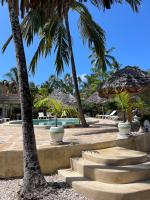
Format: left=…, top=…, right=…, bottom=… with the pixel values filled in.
left=4, top=67, right=19, bottom=84
left=18, top=2, right=106, bottom=127
left=23, top=0, right=141, bottom=127
left=0, top=0, right=52, bottom=199
left=89, top=47, right=120, bottom=74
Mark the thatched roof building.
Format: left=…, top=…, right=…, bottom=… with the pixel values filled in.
left=99, top=66, right=150, bottom=98
left=84, top=92, right=106, bottom=105
left=50, top=89, right=77, bottom=106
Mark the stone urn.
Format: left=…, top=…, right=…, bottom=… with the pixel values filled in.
left=50, top=126, right=64, bottom=144
left=118, top=122, right=131, bottom=139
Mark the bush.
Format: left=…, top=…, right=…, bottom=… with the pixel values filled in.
left=63, top=106, right=79, bottom=118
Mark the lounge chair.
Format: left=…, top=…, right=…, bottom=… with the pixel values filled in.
left=97, top=110, right=119, bottom=120
left=96, top=110, right=111, bottom=119
left=46, top=112, right=54, bottom=118
left=38, top=112, right=47, bottom=119
left=106, top=110, right=119, bottom=120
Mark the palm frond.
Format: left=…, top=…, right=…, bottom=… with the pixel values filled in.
left=2, top=14, right=29, bottom=53
left=29, top=36, right=46, bottom=74
left=87, top=0, right=141, bottom=12
left=74, top=2, right=106, bottom=71
left=54, top=21, right=70, bottom=76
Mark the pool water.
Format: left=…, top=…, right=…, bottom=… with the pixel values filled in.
left=33, top=118, right=80, bottom=126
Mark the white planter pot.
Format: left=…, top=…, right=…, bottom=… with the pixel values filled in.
left=50, top=126, right=64, bottom=144
left=118, top=122, right=131, bottom=139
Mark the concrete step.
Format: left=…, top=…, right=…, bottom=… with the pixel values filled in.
left=58, top=169, right=150, bottom=200
left=82, top=147, right=149, bottom=166
left=71, top=157, right=150, bottom=183
left=58, top=168, right=87, bottom=185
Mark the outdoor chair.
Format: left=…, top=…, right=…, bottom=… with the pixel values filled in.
left=96, top=110, right=111, bottom=119
left=38, top=112, right=47, bottom=119
left=105, top=110, right=119, bottom=120
left=46, top=112, right=54, bottom=118
left=98, top=110, right=118, bottom=120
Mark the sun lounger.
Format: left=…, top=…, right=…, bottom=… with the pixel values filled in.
left=38, top=112, right=47, bottom=119
left=97, top=110, right=119, bottom=120
left=105, top=110, right=117, bottom=119
left=46, top=112, right=54, bottom=118
left=96, top=111, right=111, bottom=119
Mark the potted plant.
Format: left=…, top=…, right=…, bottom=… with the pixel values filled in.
left=34, top=97, right=64, bottom=144
left=114, top=91, right=146, bottom=138
left=114, top=91, right=132, bottom=139
left=48, top=99, right=64, bottom=144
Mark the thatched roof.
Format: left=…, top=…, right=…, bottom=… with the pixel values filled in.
left=84, top=92, right=106, bottom=104
left=99, top=66, right=150, bottom=98
left=49, top=89, right=77, bottom=106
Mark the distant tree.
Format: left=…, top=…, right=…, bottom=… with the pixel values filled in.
left=64, top=74, right=74, bottom=94
left=89, top=47, right=120, bottom=74
left=4, top=67, right=18, bottom=84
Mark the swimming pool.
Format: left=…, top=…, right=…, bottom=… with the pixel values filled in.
left=7, top=118, right=99, bottom=128
left=33, top=118, right=80, bottom=126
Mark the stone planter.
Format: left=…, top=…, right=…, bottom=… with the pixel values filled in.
left=118, top=122, right=131, bottom=139
left=50, top=126, right=64, bottom=144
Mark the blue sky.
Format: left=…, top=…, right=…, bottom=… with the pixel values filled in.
left=0, top=1, right=150, bottom=85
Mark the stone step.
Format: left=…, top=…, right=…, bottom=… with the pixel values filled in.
left=71, top=157, right=150, bottom=183
left=58, top=169, right=150, bottom=200
left=82, top=147, right=149, bottom=166
left=58, top=168, right=87, bottom=185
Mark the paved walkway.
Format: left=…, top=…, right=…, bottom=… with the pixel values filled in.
left=0, top=119, right=118, bottom=151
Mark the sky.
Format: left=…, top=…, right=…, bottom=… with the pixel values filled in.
left=0, top=1, right=150, bottom=85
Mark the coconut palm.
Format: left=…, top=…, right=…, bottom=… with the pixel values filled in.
left=5, top=1, right=48, bottom=199
left=0, top=1, right=57, bottom=199
left=13, top=2, right=105, bottom=127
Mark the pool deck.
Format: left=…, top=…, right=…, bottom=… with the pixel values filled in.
left=0, top=118, right=118, bottom=151
left=0, top=118, right=147, bottom=178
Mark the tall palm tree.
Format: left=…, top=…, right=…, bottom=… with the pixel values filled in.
left=0, top=0, right=59, bottom=199
left=18, top=2, right=106, bottom=127
left=24, top=0, right=141, bottom=128
left=64, top=3, right=106, bottom=127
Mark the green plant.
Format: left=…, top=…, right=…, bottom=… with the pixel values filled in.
left=114, top=91, right=145, bottom=122
left=34, top=97, right=63, bottom=126
left=63, top=106, right=79, bottom=118
left=114, top=92, right=131, bottom=122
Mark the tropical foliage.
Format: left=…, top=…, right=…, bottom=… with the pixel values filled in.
left=89, top=47, right=120, bottom=74
left=114, top=91, right=145, bottom=122
left=34, top=97, right=78, bottom=118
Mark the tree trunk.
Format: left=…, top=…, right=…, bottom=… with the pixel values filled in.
left=8, top=1, right=47, bottom=199
left=65, top=13, right=88, bottom=127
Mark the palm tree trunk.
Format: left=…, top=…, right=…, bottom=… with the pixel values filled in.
left=65, top=12, right=88, bottom=127
left=8, top=1, right=47, bottom=198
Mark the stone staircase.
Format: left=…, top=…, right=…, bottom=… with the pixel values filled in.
left=58, top=147, right=150, bottom=200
